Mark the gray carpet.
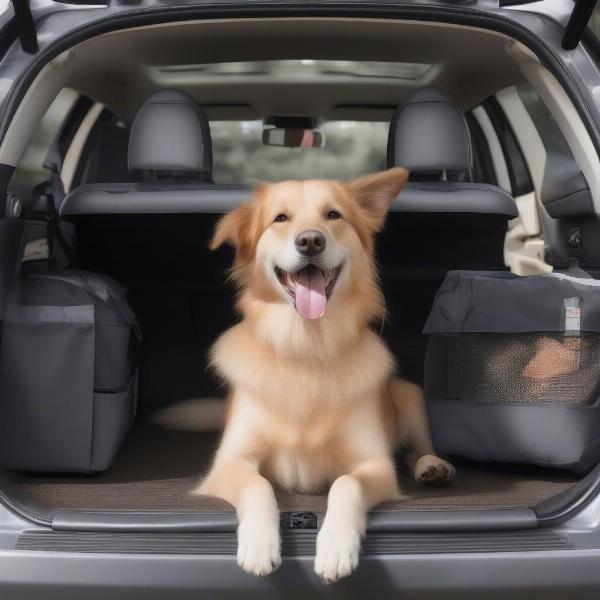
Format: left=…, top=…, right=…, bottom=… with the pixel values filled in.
left=8, top=423, right=578, bottom=513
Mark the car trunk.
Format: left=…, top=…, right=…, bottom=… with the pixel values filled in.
left=5, top=423, right=578, bottom=515
left=0, top=213, right=582, bottom=522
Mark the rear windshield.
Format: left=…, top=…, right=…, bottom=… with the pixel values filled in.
left=211, top=120, right=388, bottom=184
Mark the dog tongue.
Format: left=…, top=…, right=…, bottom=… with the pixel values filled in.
left=295, top=265, right=327, bottom=319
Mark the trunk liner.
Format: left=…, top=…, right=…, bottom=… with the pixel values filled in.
left=7, top=423, right=577, bottom=513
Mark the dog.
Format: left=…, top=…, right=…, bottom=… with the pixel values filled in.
left=162, top=167, right=455, bottom=582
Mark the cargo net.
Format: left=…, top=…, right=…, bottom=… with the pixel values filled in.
left=457, top=333, right=600, bottom=406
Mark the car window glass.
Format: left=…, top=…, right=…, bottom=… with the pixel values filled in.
left=589, top=5, right=600, bottom=42
left=483, top=97, right=533, bottom=197
left=211, top=120, right=388, bottom=184
left=465, top=111, right=497, bottom=186
left=9, top=88, right=79, bottom=200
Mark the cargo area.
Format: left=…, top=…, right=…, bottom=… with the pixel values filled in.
left=0, top=16, right=596, bottom=526
left=6, top=424, right=577, bottom=514
left=0, top=213, right=580, bottom=518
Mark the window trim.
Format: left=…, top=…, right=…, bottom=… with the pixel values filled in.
left=482, top=95, right=534, bottom=197
left=61, top=101, right=104, bottom=193
left=470, top=106, right=511, bottom=192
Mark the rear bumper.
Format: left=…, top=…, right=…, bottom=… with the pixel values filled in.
left=1, top=548, right=599, bottom=599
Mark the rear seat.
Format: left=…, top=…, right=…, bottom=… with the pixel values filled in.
left=379, top=88, right=517, bottom=382
left=62, top=90, right=239, bottom=415
left=62, top=89, right=242, bottom=283
left=61, top=89, right=250, bottom=220
left=63, top=87, right=517, bottom=390
left=62, top=88, right=515, bottom=221
left=383, top=87, right=517, bottom=269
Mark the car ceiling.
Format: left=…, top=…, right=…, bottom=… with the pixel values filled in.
left=66, top=17, right=526, bottom=124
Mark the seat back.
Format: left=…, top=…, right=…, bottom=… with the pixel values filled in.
left=63, top=89, right=224, bottom=282
left=382, top=87, right=516, bottom=272
left=62, top=90, right=233, bottom=414
left=379, top=88, right=517, bottom=382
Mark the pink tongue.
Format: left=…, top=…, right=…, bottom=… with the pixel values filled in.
left=295, top=266, right=327, bottom=319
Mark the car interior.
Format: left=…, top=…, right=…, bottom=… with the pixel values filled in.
left=1, top=16, right=600, bottom=526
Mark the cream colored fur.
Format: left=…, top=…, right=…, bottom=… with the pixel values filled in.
left=161, top=168, right=455, bottom=582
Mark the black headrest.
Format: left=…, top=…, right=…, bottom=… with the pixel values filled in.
left=541, top=151, right=593, bottom=218
left=128, top=89, right=212, bottom=176
left=387, top=88, right=471, bottom=174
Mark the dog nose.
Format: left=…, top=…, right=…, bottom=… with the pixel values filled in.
left=295, top=229, right=326, bottom=256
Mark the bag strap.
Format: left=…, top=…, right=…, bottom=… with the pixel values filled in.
left=41, top=176, right=75, bottom=270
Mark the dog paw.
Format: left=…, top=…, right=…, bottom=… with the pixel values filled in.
left=314, top=519, right=362, bottom=583
left=414, top=454, right=455, bottom=487
left=236, top=520, right=281, bottom=577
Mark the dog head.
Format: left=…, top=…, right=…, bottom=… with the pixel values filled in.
left=211, top=167, right=408, bottom=324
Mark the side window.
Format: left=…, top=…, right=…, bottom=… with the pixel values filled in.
left=588, top=6, right=600, bottom=42
left=464, top=111, right=497, bottom=186
left=71, top=112, right=131, bottom=189
left=9, top=88, right=79, bottom=204
left=482, top=97, right=533, bottom=197
left=466, top=99, right=533, bottom=196
left=470, top=91, right=547, bottom=275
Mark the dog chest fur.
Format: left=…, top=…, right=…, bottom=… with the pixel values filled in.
left=211, top=322, right=395, bottom=416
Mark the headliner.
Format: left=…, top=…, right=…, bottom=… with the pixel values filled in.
left=65, top=17, right=526, bottom=124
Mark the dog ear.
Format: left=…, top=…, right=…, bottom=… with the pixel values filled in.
left=210, top=203, right=252, bottom=251
left=208, top=204, right=250, bottom=250
left=210, top=199, right=266, bottom=262
left=211, top=184, right=271, bottom=254
left=348, top=167, right=409, bottom=231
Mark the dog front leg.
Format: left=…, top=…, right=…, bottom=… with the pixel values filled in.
left=197, top=458, right=281, bottom=576
left=314, top=458, right=398, bottom=583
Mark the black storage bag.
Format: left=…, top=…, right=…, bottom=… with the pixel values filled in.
left=0, top=271, right=140, bottom=472
left=424, top=270, right=600, bottom=473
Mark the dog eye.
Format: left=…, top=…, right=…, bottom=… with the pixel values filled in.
left=326, top=210, right=341, bottom=220
left=274, top=214, right=288, bottom=223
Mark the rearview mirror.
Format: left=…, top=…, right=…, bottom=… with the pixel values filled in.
left=262, top=128, right=325, bottom=148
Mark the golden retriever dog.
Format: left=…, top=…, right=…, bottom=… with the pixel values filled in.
left=168, top=167, right=455, bottom=582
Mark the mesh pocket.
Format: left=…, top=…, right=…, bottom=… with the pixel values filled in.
left=425, top=332, right=600, bottom=407
left=455, top=333, right=600, bottom=406
left=423, top=270, right=600, bottom=471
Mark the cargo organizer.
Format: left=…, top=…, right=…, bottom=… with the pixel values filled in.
left=0, top=271, right=140, bottom=472
left=424, top=270, right=600, bottom=473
